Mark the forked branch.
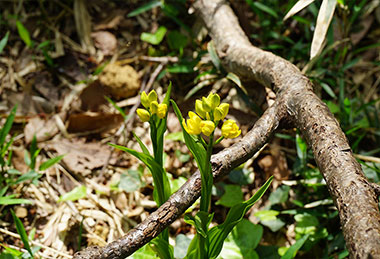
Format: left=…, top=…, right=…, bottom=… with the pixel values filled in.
left=74, top=0, right=380, bottom=258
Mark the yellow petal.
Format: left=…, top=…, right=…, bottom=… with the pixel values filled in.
left=150, top=101, right=158, bottom=114
left=202, top=96, right=212, bottom=112
left=209, top=93, right=220, bottom=110
left=136, top=108, right=150, bottom=122
left=141, top=91, right=150, bottom=109
left=148, top=90, right=158, bottom=103
left=195, top=99, right=207, bottom=119
left=157, top=104, right=167, bottom=119
left=200, top=120, right=215, bottom=136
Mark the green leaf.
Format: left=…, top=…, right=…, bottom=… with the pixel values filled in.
left=11, top=210, right=33, bottom=258
left=0, top=31, right=10, bottom=54
left=0, top=195, right=32, bottom=205
left=150, top=236, right=174, bottom=259
left=39, top=155, right=65, bottom=171
left=174, top=234, right=191, bottom=259
left=165, top=132, right=184, bottom=142
left=320, top=82, right=337, bottom=99
left=128, top=0, right=162, bottom=17
left=0, top=106, right=16, bottom=147
left=254, top=210, right=279, bottom=221
left=130, top=243, right=159, bottom=259
left=281, top=234, right=310, bottom=259
left=170, top=176, right=187, bottom=194
left=133, top=132, right=151, bottom=156
left=226, top=72, right=242, bottom=88
left=232, top=219, right=263, bottom=250
left=58, top=185, right=87, bottom=202
left=207, top=41, right=221, bottom=71
left=119, top=169, right=144, bottom=192
left=1, top=244, right=23, bottom=257
left=16, top=21, right=32, bottom=47
left=184, top=211, right=213, bottom=238
left=105, top=96, right=127, bottom=119
left=110, top=144, right=170, bottom=206
left=253, top=2, right=278, bottom=18
left=141, top=26, right=167, bottom=45
left=167, top=31, right=188, bottom=51
left=269, top=185, right=290, bottom=205
left=207, top=176, right=273, bottom=259
left=260, top=218, right=286, bottom=232
left=14, top=170, right=41, bottom=185
left=215, top=185, right=244, bottom=207
left=170, top=100, right=207, bottom=174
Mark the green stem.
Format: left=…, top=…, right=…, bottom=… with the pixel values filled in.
left=200, top=132, right=214, bottom=213
left=214, top=136, right=224, bottom=145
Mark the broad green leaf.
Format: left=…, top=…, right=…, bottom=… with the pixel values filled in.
left=174, top=234, right=191, bottom=259
left=167, top=31, right=188, bottom=51
left=260, top=218, right=286, bottom=232
left=166, top=64, right=195, bottom=73
left=130, top=243, right=159, bottom=259
left=11, top=210, right=33, bottom=258
left=170, top=176, right=187, bottom=194
left=0, top=106, right=16, bottom=147
left=110, top=144, right=170, bottom=206
left=0, top=31, right=9, bottom=54
left=294, top=213, right=319, bottom=235
left=310, top=0, right=337, bottom=59
left=254, top=210, right=279, bottom=221
left=215, top=185, right=244, bottom=208
left=150, top=236, right=174, bottom=259
left=232, top=219, right=263, bottom=250
left=39, top=155, right=65, bottom=171
left=16, top=21, right=32, bottom=47
left=281, top=234, right=310, bottom=259
left=208, top=176, right=273, bottom=259
left=119, top=169, right=144, bottom=192
left=229, top=167, right=254, bottom=185
left=0, top=196, right=32, bottom=205
left=58, top=185, right=87, bottom=202
left=283, top=0, right=315, bottom=21
left=128, top=0, right=162, bottom=17
left=141, top=26, right=167, bottom=45
left=269, top=185, right=290, bottom=205
left=165, top=132, right=184, bottom=142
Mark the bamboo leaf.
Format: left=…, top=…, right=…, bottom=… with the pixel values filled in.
left=11, top=209, right=34, bottom=258
left=283, top=0, right=316, bottom=21
left=16, top=21, right=32, bottom=47
left=310, top=0, right=337, bottom=59
left=128, top=0, right=162, bottom=17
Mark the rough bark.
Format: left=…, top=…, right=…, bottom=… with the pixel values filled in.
left=74, top=0, right=380, bottom=258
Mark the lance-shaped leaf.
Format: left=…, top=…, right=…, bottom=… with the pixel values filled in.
left=207, top=176, right=273, bottom=259
left=310, top=0, right=337, bottom=59
left=283, top=0, right=315, bottom=21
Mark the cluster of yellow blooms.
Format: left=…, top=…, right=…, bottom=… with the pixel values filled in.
left=136, top=90, right=168, bottom=122
left=183, top=93, right=241, bottom=139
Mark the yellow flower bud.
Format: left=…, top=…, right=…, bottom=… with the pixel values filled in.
left=221, top=119, right=241, bottom=138
left=148, top=90, right=158, bottom=103
left=150, top=101, right=159, bottom=114
left=137, top=108, right=150, bottom=122
left=202, top=96, right=212, bottom=112
left=195, top=99, right=207, bottom=119
left=141, top=91, right=150, bottom=109
left=182, top=111, right=202, bottom=135
left=157, top=103, right=167, bottom=119
left=214, top=103, right=229, bottom=121
left=200, top=120, right=215, bottom=136
left=209, top=93, right=220, bottom=110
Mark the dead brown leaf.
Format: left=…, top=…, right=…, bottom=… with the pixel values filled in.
left=24, top=116, right=59, bottom=143
left=67, top=112, right=123, bottom=134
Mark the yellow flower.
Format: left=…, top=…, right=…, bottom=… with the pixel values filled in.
left=214, top=103, right=229, bottom=121
left=200, top=120, right=215, bottom=136
left=221, top=119, right=241, bottom=138
left=141, top=90, right=158, bottom=109
left=202, top=96, right=212, bottom=112
left=137, top=108, right=150, bottom=122
left=182, top=111, right=202, bottom=135
left=150, top=101, right=159, bottom=114
left=157, top=104, right=167, bottom=119
left=195, top=99, right=207, bottom=119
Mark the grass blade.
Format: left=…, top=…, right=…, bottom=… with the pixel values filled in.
left=11, top=209, right=34, bottom=258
